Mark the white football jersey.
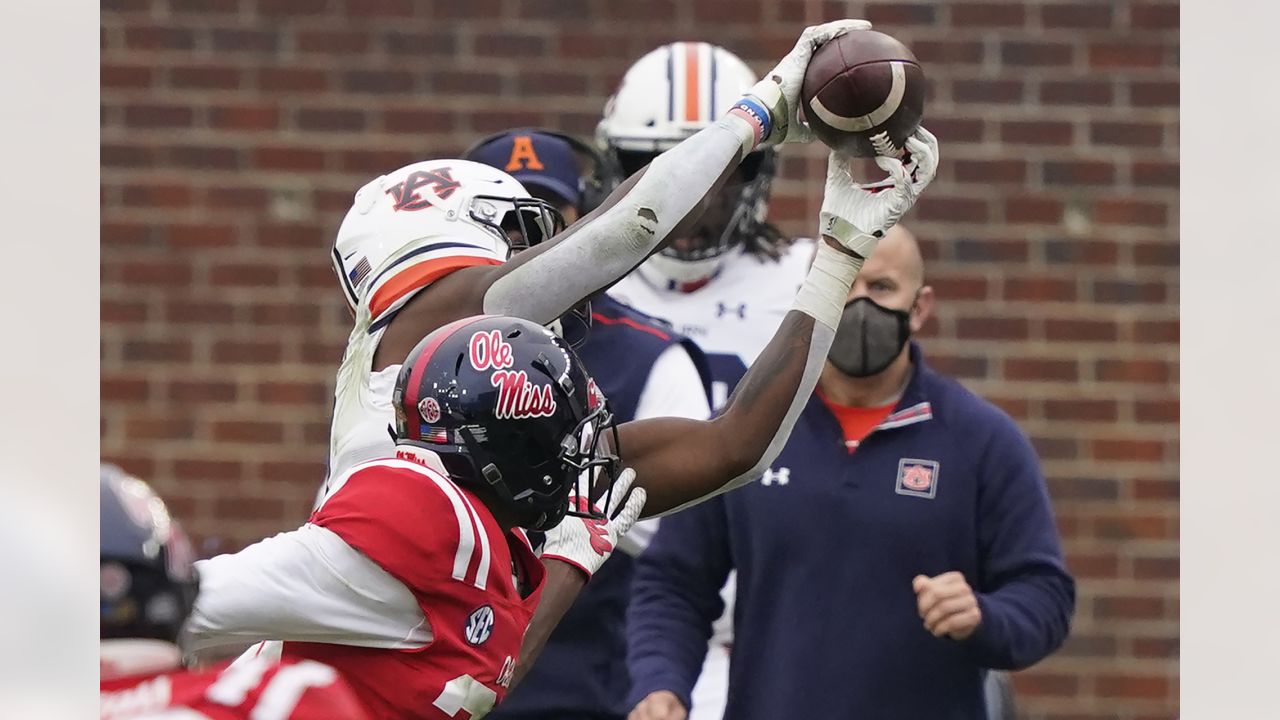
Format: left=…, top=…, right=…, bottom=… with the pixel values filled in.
left=323, top=159, right=543, bottom=503
left=325, top=244, right=506, bottom=501
left=607, top=239, right=814, bottom=409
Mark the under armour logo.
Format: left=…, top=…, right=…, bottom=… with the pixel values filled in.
left=760, top=467, right=790, bottom=486
left=716, top=302, right=747, bottom=319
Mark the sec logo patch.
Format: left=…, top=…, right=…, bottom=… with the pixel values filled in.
left=895, top=458, right=939, bottom=499
left=464, top=605, right=495, bottom=646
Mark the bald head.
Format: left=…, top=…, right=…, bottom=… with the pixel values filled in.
left=831, top=221, right=936, bottom=339
left=863, top=224, right=924, bottom=289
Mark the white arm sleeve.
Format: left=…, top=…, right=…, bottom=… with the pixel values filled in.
left=183, top=524, right=431, bottom=659
left=484, top=116, right=757, bottom=324
left=619, top=344, right=713, bottom=556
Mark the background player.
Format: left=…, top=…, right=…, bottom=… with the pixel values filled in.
left=467, top=128, right=715, bottom=720
left=598, top=42, right=810, bottom=718
left=100, top=464, right=370, bottom=720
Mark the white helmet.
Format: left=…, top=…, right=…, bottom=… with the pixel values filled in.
left=597, top=42, right=780, bottom=290
left=331, top=159, right=564, bottom=313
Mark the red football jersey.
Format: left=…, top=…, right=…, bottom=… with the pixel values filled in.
left=285, top=453, right=546, bottom=719
left=100, top=656, right=370, bottom=719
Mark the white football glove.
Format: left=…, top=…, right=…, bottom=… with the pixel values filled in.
left=743, top=19, right=873, bottom=146
left=820, top=126, right=940, bottom=258
left=540, top=468, right=647, bottom=579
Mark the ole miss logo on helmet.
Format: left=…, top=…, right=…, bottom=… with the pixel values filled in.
left=386, top=167, right=461, bottom=211
left=469, top=328, right=558, bottom=419
left=490, top=371, right=556, bottom=419
left=469, top=330, right=515, bottom=371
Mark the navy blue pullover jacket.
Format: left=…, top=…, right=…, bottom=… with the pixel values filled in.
left=491, top=294, right=710, bottom=720
left=627, top=343, right=1075, bottom=719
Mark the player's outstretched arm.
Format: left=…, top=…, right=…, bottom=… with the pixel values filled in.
left=479, top=21, right=876, bottom=327
left=415, top=22, right=867, bottom=331
left=618, top=131, right=939, bottom=517
left=182, top=524, right=428, bottom=658
left=376, top=22, right=869, bottom=367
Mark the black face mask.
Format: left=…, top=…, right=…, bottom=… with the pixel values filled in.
left=828, top=296, right=913, bottom=378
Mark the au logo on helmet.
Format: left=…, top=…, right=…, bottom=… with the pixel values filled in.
left=385, top=167, right=462, bottom=212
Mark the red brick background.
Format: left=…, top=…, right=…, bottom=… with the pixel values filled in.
left=100, top=1, right=1179, bottom=717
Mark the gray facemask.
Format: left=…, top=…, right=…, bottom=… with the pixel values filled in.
left=828, top=296, right=913, bottom=378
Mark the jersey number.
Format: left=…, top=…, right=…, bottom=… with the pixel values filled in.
left=206, top=658, right=337, bottom=720
left=433, top=674, right=498, bottom=719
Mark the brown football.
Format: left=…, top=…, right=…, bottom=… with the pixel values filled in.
left=800, top=29, right=926, bottom=158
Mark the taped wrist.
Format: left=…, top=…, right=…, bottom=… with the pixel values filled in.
left=818, top=213, right=880, bottom=259
left=791, top=241, right=864, bottom=331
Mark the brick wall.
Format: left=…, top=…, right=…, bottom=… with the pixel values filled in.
left=100, top=1, right=1179, bottom=717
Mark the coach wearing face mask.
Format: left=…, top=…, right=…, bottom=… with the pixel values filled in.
left=626, top=225, right=1075, bottom=720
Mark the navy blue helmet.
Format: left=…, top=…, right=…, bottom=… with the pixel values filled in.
left=100, top=464, right=198, bottom=643
left=392, top=315, right=620, bottom=531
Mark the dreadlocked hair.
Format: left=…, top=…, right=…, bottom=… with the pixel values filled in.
left=743, top=219, right=794, bottom=262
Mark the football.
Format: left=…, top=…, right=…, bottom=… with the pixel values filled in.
left=800, top=29, right=926, bottom=158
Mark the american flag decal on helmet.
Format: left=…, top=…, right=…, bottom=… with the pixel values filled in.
left=348, top=256, right=372, bottom=287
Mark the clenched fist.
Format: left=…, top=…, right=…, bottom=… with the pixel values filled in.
left=912, top=571, right=983, bottom=640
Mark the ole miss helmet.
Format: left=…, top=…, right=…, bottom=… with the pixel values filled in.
left=100, top=464, right=199, bottom=644
left=391, top=315, right=619, bottom=531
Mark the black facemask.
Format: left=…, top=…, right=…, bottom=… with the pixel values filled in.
left=828, top=296, right=913, bottom=378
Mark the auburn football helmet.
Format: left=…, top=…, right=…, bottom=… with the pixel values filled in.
left=596, top=42, right=779, bottom=288
left=330, top=159, right=567, bottom=314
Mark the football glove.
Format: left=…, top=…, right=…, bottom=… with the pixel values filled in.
left=540, top=468, right=646, bottom=579
left=820, top=126, right=939, bottom=258
left=741, top=19, right=873, bottom=146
